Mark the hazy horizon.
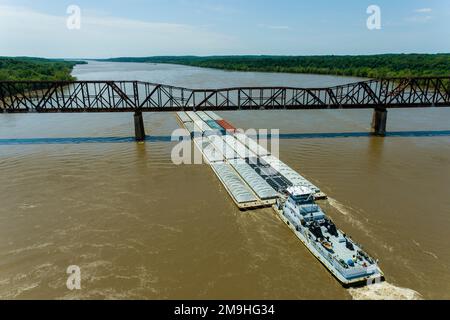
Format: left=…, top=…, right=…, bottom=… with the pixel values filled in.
left=3, top=53, right=450, bottom=61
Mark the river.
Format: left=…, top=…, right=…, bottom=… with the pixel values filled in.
left=0, top=61, right=449, bottom=299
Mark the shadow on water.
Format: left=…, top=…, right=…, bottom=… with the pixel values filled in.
left=0, top=136, right=172, bottom=145
left=274, top=130, right=450, bottom=139
left=0, top=130, right=449, bottom=145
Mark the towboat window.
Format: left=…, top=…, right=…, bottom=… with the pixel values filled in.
left=291, top=194, right=314, bottom=204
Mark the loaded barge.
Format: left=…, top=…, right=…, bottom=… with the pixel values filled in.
left=175, top=111, right=384, bottom=287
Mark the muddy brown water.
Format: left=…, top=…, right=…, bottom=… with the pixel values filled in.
left=0, top=62, right=449, bottom=299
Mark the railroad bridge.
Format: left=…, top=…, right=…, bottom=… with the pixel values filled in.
left=0, top=77, right=449, bottom=140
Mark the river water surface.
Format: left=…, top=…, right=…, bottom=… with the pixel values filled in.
left=0, top=62, right=449, bottom=299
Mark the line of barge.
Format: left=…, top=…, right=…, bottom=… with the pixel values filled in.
left=174, top=111, right=384, bottom=287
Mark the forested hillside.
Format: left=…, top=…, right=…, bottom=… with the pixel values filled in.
left=0, top=57, right=85, bottom=81
left=104, top=54, right=450, bottom=78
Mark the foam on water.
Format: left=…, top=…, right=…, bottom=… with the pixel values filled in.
left=327, top=197, right=372, bottom=237
left=348, top=282, right=423, bottom=300
left=327, top=197, right=423, bottom=300
left=326, top=197, right=395, bottom=253
left=327, top=197, right=350, bottom=216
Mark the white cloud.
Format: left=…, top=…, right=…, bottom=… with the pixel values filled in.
left=415, top=8, right=432, bottom=13
left=258, top=24, right=290, bottom=30
left=269, top=26, right=290, bottom=30
left=406, top=15, right=433, bottom=23
left=0, top=4, right=236, bottom=58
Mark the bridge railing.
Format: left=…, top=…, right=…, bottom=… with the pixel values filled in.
left=0, top=77, right=449, bottom=112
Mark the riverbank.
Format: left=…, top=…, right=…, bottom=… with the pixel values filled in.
left=100, top=54, right=450, bottom=79
left=0, top=57, right=86, bottom=81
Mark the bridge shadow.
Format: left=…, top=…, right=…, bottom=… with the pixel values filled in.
left=0, top=136, right=173, bottom=145
left=273, top=130, right=450, bottom=140
left=0, top=130, right=449, bottom=145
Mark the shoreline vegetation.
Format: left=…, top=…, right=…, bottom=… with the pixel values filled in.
left=100, top=54, right=450, bottom=79
left=0, top=55, right=448, bottom=81
left=0, top=57, right=86, bottom=81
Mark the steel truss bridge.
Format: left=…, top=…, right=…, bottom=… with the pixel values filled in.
left=0, top=77, right=449, bottom=139
left=0, top=77, right=449, bottom=112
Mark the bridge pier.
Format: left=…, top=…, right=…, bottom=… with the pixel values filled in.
left=134, top=111, right=146, bottom=142
left=371, top=108, right=387, bottom=136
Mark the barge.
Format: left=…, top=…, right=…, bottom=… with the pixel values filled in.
left=175, top=111, right=384, bottom=287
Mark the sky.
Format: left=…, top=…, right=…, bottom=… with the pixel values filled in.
left=0, top=0, right=449, bottom=58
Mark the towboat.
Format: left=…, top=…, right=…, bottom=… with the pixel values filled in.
left=274, top=186, right=385, bottom=287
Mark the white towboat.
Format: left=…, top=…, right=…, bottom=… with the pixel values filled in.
left=274, top=186, right=385, bottom=287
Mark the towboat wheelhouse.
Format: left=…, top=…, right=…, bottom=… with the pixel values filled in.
left=278, top=186, right=384, bottom=286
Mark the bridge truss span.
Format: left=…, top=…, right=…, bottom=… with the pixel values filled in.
left=0, top=77, right=449, bottom=113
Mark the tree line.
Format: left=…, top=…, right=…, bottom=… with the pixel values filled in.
left=104, top=54, right=450, bottom=79
left=0, top=57, right=85, bottom=81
